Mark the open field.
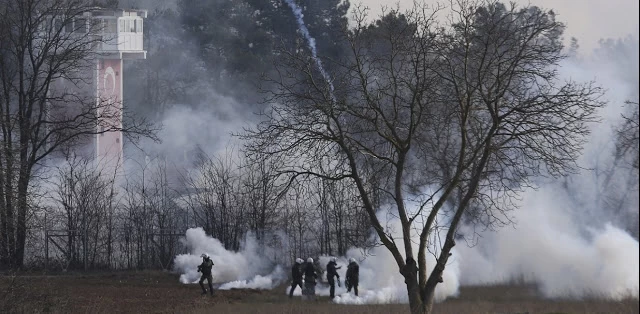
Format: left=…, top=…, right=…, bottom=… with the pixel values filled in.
left=1, top=271, right=637, bottom=314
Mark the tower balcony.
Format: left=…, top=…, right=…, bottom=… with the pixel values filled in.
left=91, top=9, right=147, bottom=59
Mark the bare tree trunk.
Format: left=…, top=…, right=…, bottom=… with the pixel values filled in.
left=0, top=166, right=8, bottom=266
left=14, top=167, right=29, bottom=267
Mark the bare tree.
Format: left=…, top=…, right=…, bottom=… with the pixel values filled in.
left=240, top=153, right=288, bottom=241
left=180, top=147, right=245, bottom=250
left=145, top=159, right=183, bottom=269
left=49, top=154, right=120, bottom=270
left=616, top=101, right=639, bottom=171
left=609, top=100, right=639, bottom=237
left=0, top=0, right=154, bottom=268
left=121, top=156, right=159, bottom=269
left=305, top=178, right=364, bottom=256
left=281, top=180, right=317, bottom=260
left=243, top=1, right=603, bottom=313
left=120, top=157, right=183, bottom=269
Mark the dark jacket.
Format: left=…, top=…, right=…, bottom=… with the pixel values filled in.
left=291, top=263, right=303, bottom=282
left=304, top=262, right=317, bottom=284
left=198, top=259, right=214, bottom=276
left=326, top=261, right=340, bottom=280
left=346, top=262, right=359, bottom=283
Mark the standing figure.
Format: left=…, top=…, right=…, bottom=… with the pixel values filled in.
left=289, top=258, right=304, bottom=298
left=303, top=257, right=318, bottom=300
left=326, top=257, right=342, bottom=299
left=197, top=253, right=215, bottom=295
left=345, top=257, right=359, bottom=296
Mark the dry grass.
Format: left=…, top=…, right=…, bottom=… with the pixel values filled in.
left=0, top=271, right=637, bottom=314
left=433, top=284, right=638, bottom=314
left=190, top=302, right=410, bottom=314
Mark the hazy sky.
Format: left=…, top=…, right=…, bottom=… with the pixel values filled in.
left=356, top=0, right=639, bottom=53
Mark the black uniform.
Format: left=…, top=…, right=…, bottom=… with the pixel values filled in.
left=303, top=262, right=318, bottom=296
left=346, top=261, right=359, bottom=296
left=198, top=258, right=215, bottom=295
left=289, top=262, right=303, bottom=298
left=326, top=261, right=341, bottom=298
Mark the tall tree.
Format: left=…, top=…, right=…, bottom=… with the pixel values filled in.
left=243, top=1, right=603, bottom=313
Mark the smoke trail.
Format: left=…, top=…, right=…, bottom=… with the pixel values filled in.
left=284, top=0, right=336, bottom=103
left=173, top=228, right=286, bottom=290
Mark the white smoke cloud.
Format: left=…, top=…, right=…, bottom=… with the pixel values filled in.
left=331, top=242, right=460, bottom=305
left=456, top=47, right=640, bottom=299
left=457, top=184, right=639, bottom=299
left=283, top=207, right=460, bottom=304
left=173, top=228, right=286, bottom=290
left=152, top=96, right=252, bottom=158
left=219, top=266, right=286, bottom=290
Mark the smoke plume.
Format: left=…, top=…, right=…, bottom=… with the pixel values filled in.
left=457, top=185, right=639, bottom=299
left=456, top=48, right=640, bottom=299
left=173, top=228, right=286, bottom=290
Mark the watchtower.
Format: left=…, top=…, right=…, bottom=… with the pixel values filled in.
left=91, top=8, right=147, bottom=172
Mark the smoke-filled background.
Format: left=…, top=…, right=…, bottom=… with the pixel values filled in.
left=16, top=0, right=636, bottom=306
left=456, top=49, right=639, bottom=299
left=137, top=0, right=637, bottom=303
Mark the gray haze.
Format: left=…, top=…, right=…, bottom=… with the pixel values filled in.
left=113, top=0, right=638, bottom=302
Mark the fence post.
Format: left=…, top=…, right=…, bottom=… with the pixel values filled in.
left=84, top=230, right=88, bottom=271
left=45, top=229, right=49, bottom=271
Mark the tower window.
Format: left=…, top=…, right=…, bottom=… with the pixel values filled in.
left=75, top=18, right=87, bottom=33
left=65, top=19, right=73, bottom=33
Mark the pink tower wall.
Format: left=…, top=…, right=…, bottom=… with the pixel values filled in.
left=96, top=59, right=124, bottom=172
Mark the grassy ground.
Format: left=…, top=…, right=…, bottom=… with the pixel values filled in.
left=0, top=271, right=637, bottom=314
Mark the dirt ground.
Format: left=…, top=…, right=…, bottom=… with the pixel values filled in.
left=0, top=271, right=638, bottom=314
